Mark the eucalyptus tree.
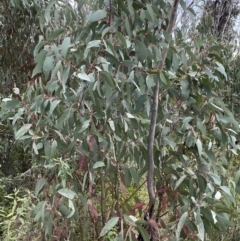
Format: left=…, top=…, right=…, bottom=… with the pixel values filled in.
left=1, top=0, right=240, bottom=240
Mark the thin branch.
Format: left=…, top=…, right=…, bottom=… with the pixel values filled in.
left=147, top=0, right=180, bottom=217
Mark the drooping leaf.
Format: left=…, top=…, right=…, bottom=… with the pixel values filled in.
left=101, top=71, right=115, bottom=88
left=47, top=29, right=64, bottom=41
left=5, top=99, right=20, bottom=110
left=220, top=186, right=232, bottom=196
left=137, top=225, right=150, bottom=241
left=174, top=175, right=187, bottom=191
left=74, top=72, right=92, bottom=82
left=176, top=212, right=188, bottom=240
left=99, top=217, right=119, bottom=237
left=88, top=10, right=106, bottom=22
left=15, top=124, right=32, bottom=140
left=32, top=50, right=47, bottom=77
left=49, top=99, right=61, bottom=115
left=93, top=161, right=105, bottom=169
left=58, top=188, right=77, bottom=199
left=86, top=40, right=101, bottom=49
left=194, top=211, right=205, bottom=241
left=196, top=138, right=202, bottom=156
left=61, top=37, right=71, bottom=58
left=35, top=178, right=46, bottom=196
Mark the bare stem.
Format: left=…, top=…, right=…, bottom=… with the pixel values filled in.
left=147, top=0, right=180, bottom=217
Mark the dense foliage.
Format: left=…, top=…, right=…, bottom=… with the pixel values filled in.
left=1, top=0, right=240, bottom=240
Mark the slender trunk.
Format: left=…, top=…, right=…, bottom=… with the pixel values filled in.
left=147, top=0, right=180, bottom=218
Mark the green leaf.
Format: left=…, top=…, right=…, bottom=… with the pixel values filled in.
left=101, top=71, right=115, bottom=88
left=234, top=170, right=240, bottom=184
left=4, top=99, right=20, bottom=110
left=209, top=172, right=221, bottom=186
left=215, top=62, right=227, bottom=79
left=47, top=29, right=64, bottom=41
left=181, top=51, right=188, bottom=68
left=99, top=217, right=119, bottom=237
left=163, top=31, right=172, bottom=43
left=176, top=212, right=188, bottom=240
left=51, top=60, right=62, bottom=81
left=75, top=72, right=92, bottom=82
left=172, top=53, right=179, bottom=70
left=61, top=37, right=71, bottom=58
left=180, top=0, right=187, bottom=10
left=123, top=215, right=137, bottom=226
left=181, top=79, right=190, bottom=100
left=86, top=40, right=101, bottom=49
left=108, top=120, right=115, bottom=131
left=194, top=211, right=205, bottom=241
left=78, top=119, right=90, bottom=133
left=33, top=35, right=44, bottom=57
left=32, top=50, right=47, bottom=77
left=33, top=141, right=39, bottom=155
left=174, top=174, right=187, bottom=191
left=57, top=204, right=76, bottom=219
left=35, top=178, right=46, bottom=196
left=159, top=72, right=170, bottom=86
left=137, top=225, right=150, bottom=241
left=49, top=99, right=60, bottom=115
left=43, top=56, right=54, bottom=78
left=50, top=140, right=57, bottom=158
left=33, top=201, right=47, bottom=222
left=197, top=119, right=206, bottom=135
left=116, top=31, right=127, bottom=48
left=93, top=161, right=105, bottom=169
left=146, top=4, right=154, bottom=22
left=88, top=10, right=106, bottom=22
left=146, top=75, right=155, bottom=90
left=12, top=108, right=24, bottom=125
left=15, top=124, right=32, bottom=140
left=58, top=188, right=77, bottom=199
left=196, top=138, right=202, bottom=156
left=67, top=200, right=76, bottom=218
left=124, top=168, right=132, bottom=187
left=129, top=168, right=140, bottom=186
left=123, top=60, right=136, bottom=68
left=78, top=0, right=86, bottom=10
left=125, top=16, right=132, bottom=38
left=220, top=186, right=232, bottom=196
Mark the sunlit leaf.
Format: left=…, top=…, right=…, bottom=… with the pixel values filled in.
left=58, top=188, right=77, bottom=199
left=99, top=217, right=119, bottom=237
left=196, top=138, right=202, bottom=156
left=86, top=40, right=101, bottom=49
left=93, top=161, right=105, bottom=169
left=15, top=124, right=32, bottom=140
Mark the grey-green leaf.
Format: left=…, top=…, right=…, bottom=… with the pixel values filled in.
left=176, top=212, right=188, bottom=240
left=61, top=37, right=71, bottom=58
left=93, top=161, right=105, bottom=169
left=47, top=29, right=64, bottom=41
left=99, top=217, right=119, bottom=237
left=196, top=138, right=202, bottom=156
left=88, top=10, right=106, bottom=22
left=58, top=188, right=77, bottom=199
left=35, top=178, right=46, bottom=196
left=15, top=124, right=32, bottom=140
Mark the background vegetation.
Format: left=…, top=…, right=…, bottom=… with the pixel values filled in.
left=1, top=0, right=240, bottom=240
